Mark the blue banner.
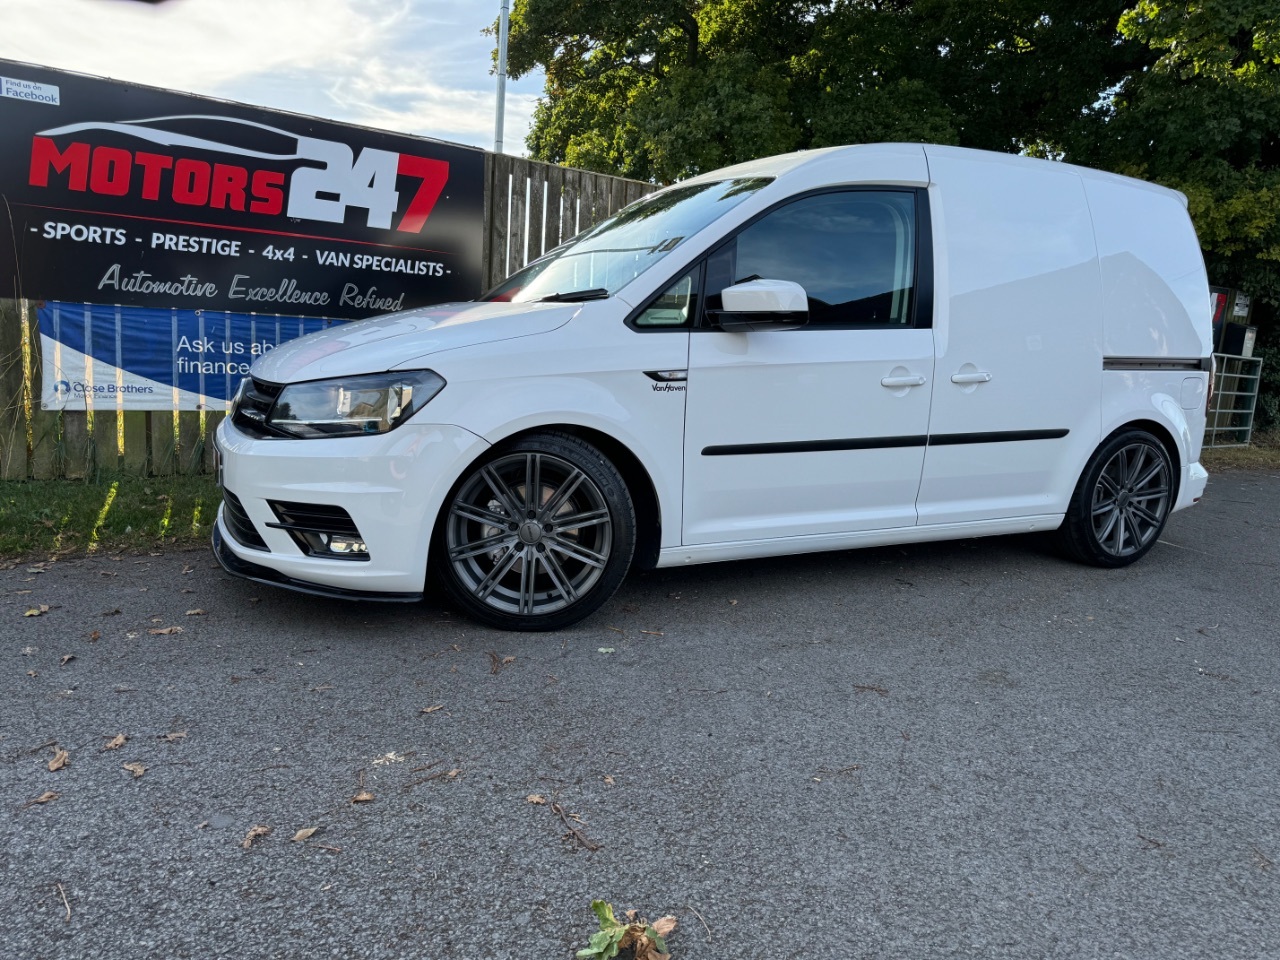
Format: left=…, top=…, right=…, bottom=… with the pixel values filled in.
left=40, top=301, right=346, bottom=410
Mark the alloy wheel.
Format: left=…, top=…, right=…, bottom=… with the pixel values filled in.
left=444, top=451, right=615, bottom=617
left=1089, top=440, right=1171, bottom=558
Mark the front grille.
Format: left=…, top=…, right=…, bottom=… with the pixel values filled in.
left=267, top=501, right=369, bottom=560
left=221, top=490, right=268, bottom=551
left=231, top=377, right=284, bottom=439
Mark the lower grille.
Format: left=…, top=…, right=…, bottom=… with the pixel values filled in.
left=221, top=490, right=268, bottom=551
left=267, top=501, right=369, bottom=560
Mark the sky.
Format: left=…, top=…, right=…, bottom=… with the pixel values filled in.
left=0, top=0, right=543, bottom=153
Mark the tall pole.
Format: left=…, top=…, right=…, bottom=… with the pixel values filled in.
left=494, top=0, right=510, bottom=154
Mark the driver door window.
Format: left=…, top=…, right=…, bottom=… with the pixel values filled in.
left=703, top=190, right=918, bottom=328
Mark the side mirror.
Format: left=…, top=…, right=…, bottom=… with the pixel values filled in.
left=712, top=279, right=809, bottom=332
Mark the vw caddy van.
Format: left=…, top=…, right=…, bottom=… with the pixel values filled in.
left=213, top=144, right=1212, bottom=630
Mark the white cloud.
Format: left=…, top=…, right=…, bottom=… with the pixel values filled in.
left=0, top=0, right=542, bottom=150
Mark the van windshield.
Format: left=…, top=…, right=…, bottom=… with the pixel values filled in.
left=482, top=177, right=772, bottom=303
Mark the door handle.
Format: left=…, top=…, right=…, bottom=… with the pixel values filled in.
left=950, top=371, right=992, bottom=384
left=880, top=375, right=927, bottom=388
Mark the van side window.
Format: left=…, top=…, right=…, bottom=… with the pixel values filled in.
left=704, top=191, right=917, bottom=328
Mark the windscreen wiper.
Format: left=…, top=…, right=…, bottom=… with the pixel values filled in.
left=536, top=288, right=610, bottom=303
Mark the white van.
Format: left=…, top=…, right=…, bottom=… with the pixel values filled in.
left=213, top=144, right=1212, bottom=630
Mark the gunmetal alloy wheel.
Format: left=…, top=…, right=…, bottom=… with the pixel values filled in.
left=436, top=432, right=635, bottom=631
left=1057, top=428, right=1175, bottom=568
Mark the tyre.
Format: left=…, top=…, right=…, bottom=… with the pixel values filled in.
left=1056, top=428, right=1175, bottom=567
left=434, top=431, right=636, bottom=631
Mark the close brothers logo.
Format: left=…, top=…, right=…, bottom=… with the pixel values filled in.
left=27, top=115, right=449, bottom=233
left=54, top=379, right=155, bottom=397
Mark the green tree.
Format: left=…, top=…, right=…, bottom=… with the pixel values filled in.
left=505, top=1, right=1146, bottom=181
left=1080, top=1, right=1280, bottom=311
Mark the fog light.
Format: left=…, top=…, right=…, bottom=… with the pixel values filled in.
left=326, top=536, right=368, bottom=556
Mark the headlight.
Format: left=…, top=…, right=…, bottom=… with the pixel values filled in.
left=266, top=370, right=446, bottom=438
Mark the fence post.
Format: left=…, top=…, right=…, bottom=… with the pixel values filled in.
left=508, top=160, right=528, bottom=276
left=0, top=298, right=25, bottom=480
left=178, top=410, right=202, bottom=474
left=488, top=153, right=512, bottom=287
left=149, top=409, right=176, bottom=475
left=26, top=303, right=61, bottom=479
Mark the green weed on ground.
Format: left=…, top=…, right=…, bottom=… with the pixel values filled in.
left=0, top=475, right=220, bottom=562
left=1201, top=431, right=1280, bottom=473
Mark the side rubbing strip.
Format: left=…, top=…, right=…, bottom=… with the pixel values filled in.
left=927, top=429, right=1069, bottom=446
left=702, top=436, right=927, bottom=456
left=702, top=430, right=1068, bottom=456
left=1104, top=357, right=1211, bottom=372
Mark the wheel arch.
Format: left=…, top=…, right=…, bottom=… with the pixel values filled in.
left=448, top=423, right=664, bottom=572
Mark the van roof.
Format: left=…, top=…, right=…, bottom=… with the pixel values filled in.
left=680, top=143, right=1188, bottom=208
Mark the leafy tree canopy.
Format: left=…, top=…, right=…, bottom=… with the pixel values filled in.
left=503, top=0, right=1279, bottom=310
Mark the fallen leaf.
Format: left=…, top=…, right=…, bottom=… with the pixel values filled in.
left=641, top=630, right=664, bottom=636
left=26, top=670, right=36, bottom=678
left=24, top=605, right=50, bottom=617
left=420, top=704, right=444, bottom=714
left=291, top=827, right=319, bottom=842
left=159, top=731, right=187, bottom=742
left=181, top=588, right=194, bottom=594
left=502, top=656, right=516, bottom=666
left=241, top=825, right=271, bottom=849
left=101, top=608, right=121, bottom=616
left=48, top=748, right=70, bottom=772
left=15, top=589, right=32, bottom=594
left=184, top=609, right=207, bottom=617
left=148, top=626, right=183, bottom=635
left=103, top=734, right=127, bottom=750
left=123, top=762, right=146, bottom=778
left=59, top=654, right=75, bottom=667
left=446, top=769, right=460, bottom=778
left=352, top=790, right=376, bottom=803
left=181, top=564, right=194, bottom=575
left=25, top=791, right=59, bottom=807
left=651, top=916, right=678, bottom=938
left=603, top=775, right=615, bottom=785
left=88, top=631, right=100, bottom=642
left=525, top=794, right=547, bottom=805
left=729, top=599, right=739, bottom=606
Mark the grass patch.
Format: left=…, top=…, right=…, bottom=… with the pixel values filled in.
left=0, top=474, right=220, bottom=561
left=1202, top=431, right=1280, bottom=473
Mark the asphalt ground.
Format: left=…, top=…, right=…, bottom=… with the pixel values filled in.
left=3, top=470, right=1278, bottom=960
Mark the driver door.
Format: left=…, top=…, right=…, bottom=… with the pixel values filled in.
left=681, top=188, right=935, bottom=545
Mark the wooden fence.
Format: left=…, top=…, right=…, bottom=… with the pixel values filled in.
left=0, top=156, right=653, bottom=481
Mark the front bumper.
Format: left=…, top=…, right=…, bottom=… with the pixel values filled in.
left=212, top=522, right=423, bottom=602
left=212, top=416, right=489, bottom=597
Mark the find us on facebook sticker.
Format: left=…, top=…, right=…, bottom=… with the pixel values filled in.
left=1, top=76, right=61, bottom=105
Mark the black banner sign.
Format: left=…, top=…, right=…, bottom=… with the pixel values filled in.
left=0, top=59, right=486, bottom=319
